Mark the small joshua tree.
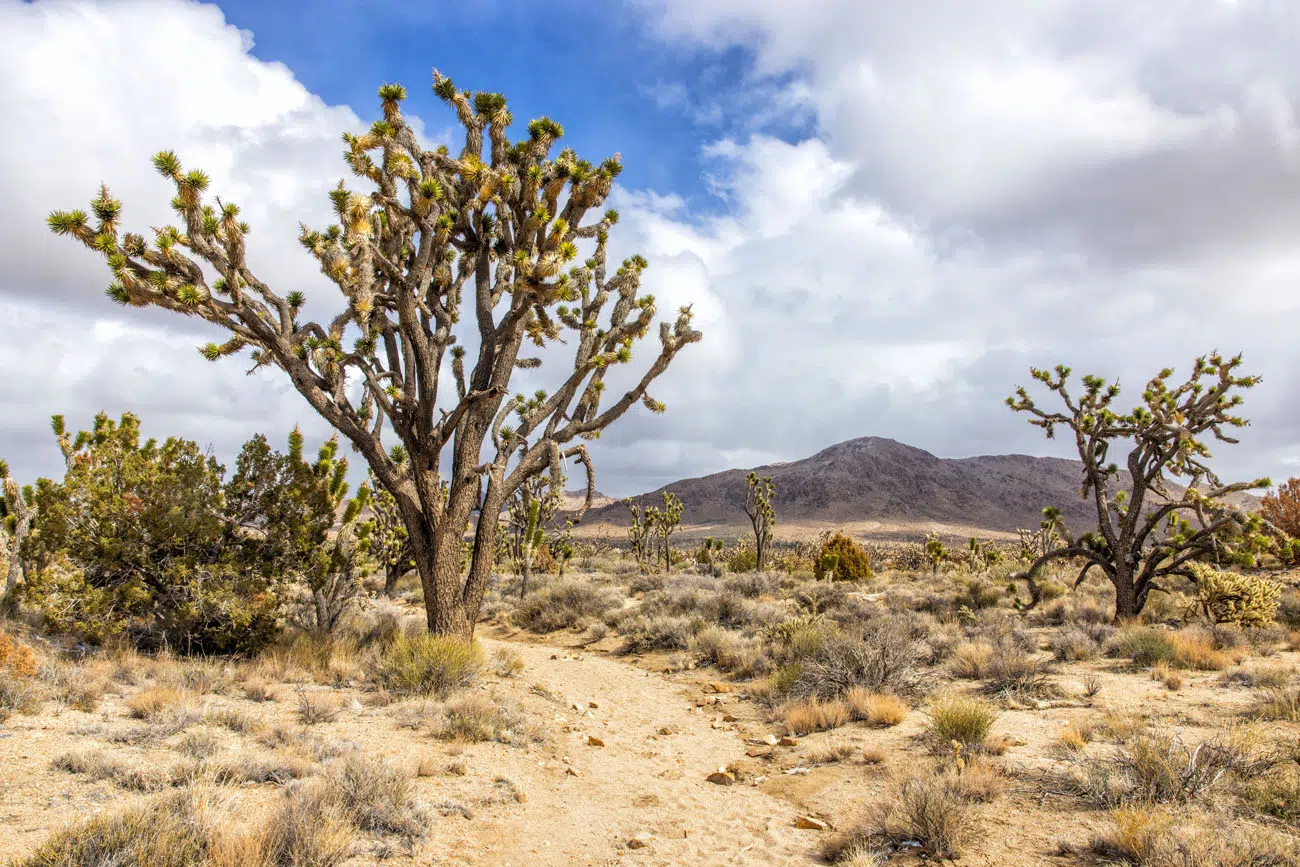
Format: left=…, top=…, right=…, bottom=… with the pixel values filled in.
left=744, top=472, right=776, bottom=571
left=0, top=462, right=36, bottom=599
left=695, top=536, right=724, bottom=577
left=48, top=73, right=701, bottom=637
left=226, top=429, right=373, bottom=634
left=923, top=533, right=948, bottom=575
left=506, top=473, right=562, bottom=598
left=650, top=491, right=684, bottom=574
left=368, top=467, right=414, bottom=596
left=1007, top=354, right=1273, bottom=620
left=626, top=498, right=653, bottom=574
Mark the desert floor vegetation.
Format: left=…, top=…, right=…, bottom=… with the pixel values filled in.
left=2, top=548, right=1298, bottom=865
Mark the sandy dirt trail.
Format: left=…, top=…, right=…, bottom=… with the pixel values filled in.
left=458, top=633, right=820, bottom=866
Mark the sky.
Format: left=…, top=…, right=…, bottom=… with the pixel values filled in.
left=2, top=0, right=1300, bottom=497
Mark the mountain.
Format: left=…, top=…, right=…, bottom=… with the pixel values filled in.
left=576, top=437, right=1258, bottom=540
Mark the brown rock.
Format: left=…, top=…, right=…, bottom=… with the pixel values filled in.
left=627, top=834, right=652, bottom=849
left=587, top=735, right=605, bottom=747
left=722, top=713, right=739, bottom=722
left=795, top=816, right=831, bottom=831
left=706, top=682, right=735, bottom=694
left=779, top=736, right=799, bottom=747
left=706, top=770, right=735, bottom=786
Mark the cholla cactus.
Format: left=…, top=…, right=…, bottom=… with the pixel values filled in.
left=48, top=73, right=701, bottom=637
left=744, top=472, right=776, bottom=571
left=1186, top=562, right=1281, bottom=627
left=1008, top=354, right=1276, bottom=620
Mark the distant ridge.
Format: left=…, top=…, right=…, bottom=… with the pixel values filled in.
left=577, top=436, right=1258, bottom=538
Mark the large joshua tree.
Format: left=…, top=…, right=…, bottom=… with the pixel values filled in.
left=1007, top=354, right=1272, bottom=620
left=47, top=72, right=702, bottom=637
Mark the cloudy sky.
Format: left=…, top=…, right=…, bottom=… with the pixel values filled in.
left=2, top=0, right=1299, bottom=496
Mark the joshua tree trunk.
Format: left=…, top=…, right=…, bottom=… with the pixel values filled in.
left=383, top=561, right=405, bottom=597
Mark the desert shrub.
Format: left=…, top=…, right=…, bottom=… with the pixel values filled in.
left=1071, top=729, right=1262, bottom=807
left=239, top=784, right=354, bottom=867
left=618, top=614, right=704, bottom=652
left=726, top=547, right=757, bottom=573
left=296, top=689, right=341, bottom=725
left=373, top=633, right=482, bottom=697
left=0, top=629, right=38, bottom=677
left=865, top=774, right=976, bottom=859
left=21, top=414, right=282, bottom=654
left=787, top=622, right=921, bottom=699
left=492, top=647, right=525, bottom=678
left=954, top=579, right=1001, bottom=611
left=1239, top=763, right=1300, bottom=825
left=722, top=572, right=782, bottom=599
left=52, top=748, right=169, bottom=792
left=813, top=533, right=873, bottom=582
left=322, top=754, right=426, bottom=840
left=1050, top=627, right=1099, bottom=661
left=1187, top=564, right=1282, bottom=628
left=691, top=626, right=773, bottom=678
left=1108, top=625, right=1177, bottom=666
left=1092, top=806, right=1299, bottom=867
left=926, top=694, right=998, bottom=752
left=981, top=648, right=1059, bottom=699
left=1167, top=627, right=1236, bottom=670
left=511, top=580, right=622, bottom=633
left=844, top=687, right=908, bottom=726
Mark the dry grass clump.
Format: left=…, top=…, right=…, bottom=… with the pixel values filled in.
left=52, top=748, right=169, bottom=792
left=511, top=580, right=622, bottom=633
left=1151, top=660, right=1183, bottom=690
left=948, top=641, right=993, bottom=679
left=980, top=649, right=1059, bottom=700
left=242, top=677, right=279, bottom=702
left=41, top=661, right=108, bottom=712
left=844, top=687, right=908, bottom=726
left=0, top=628, right=39, bottom=677
left=617, top=613, right=704, bottom=652
left=0, top=668, right=43, bottom=721
left=1250, top=685, right=1300, bottom=722
left=1069, top=728, right=1266, bottom=807
left=806, top=738, right=858, bottom=764
left=322, top=754, right=427, bottom=840
left=779, top=620, right=923, bottom=701
left=782, top=697, right=852, bottom=735
left=431, top=693, right=537, bottom=744
left=1056, top=719, right=1096, bottom=754
left=1107, top=625, right=1238, bottom=671
left=295, top=689, right=341, bottom=725
left=373, top=632, right=482, bottom=697
left=1091, top=806, right=1299, bottom=867
left=126, top=685, right=192, bottom=721
left=492, top=647, right=525, bottom=678
left=14, top=785, right=224, bottom=867
left=926, top=694, right=999, bottom=752
left=825, top=773, right=979, bottom=861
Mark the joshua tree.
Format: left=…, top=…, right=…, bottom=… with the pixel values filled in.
left=744, top=472, right=776, bottom=571
left=1007, top=354, right=1272, bottom=620
left=48, top=73, right=701, bottom=637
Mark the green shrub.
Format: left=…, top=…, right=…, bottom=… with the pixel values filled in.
left=813, top=533, right=872, bottom=582
left=373, top=632, right=482, bottom=696
left=1106, top=625, right=1176, bottom=666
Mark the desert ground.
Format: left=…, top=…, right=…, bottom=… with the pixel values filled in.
left=2, top=545, right=1299, bottom=867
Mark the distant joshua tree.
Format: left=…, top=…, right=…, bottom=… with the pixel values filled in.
left=48, top=73, right=701, bottom=637
left=1007, top=354, right=1274, bottom=620
left=744, top=472, right=775, bottom=571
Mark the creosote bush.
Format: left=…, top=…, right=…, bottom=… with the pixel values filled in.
left=814, top=533, right=873, bottom=582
